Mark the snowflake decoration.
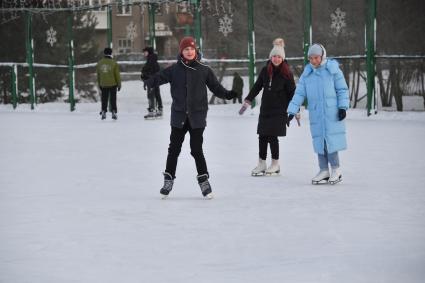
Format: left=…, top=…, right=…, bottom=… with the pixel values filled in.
left=126, top=21, right=137, bottom=41
left=330, top=7, right=346, bottom=36
left=46, top=26, right=57, bottom=47
left=218, top=14, right=233, bottom=37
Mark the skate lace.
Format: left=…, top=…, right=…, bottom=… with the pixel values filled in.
left=163, top=179, right=173, bottom=192
left=199, top=180, right=210, bottom=193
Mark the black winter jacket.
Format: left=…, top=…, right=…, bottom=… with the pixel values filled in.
left=146, top=56, right=233, bottom=129
left=245, top=61, right=296, bottom=136
left=141, top=50, right=160, bottom=80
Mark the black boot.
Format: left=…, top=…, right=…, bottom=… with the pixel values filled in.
left=197, top=174, right=213, bottom=199
left=160, top=172, right=174, bottom=198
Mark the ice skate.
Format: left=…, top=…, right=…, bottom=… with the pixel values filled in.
left=160, top=172, right=174, bottom=199
left=265, top=159, right=280, bottom=176
left=197, top=174, right=213, bottom=199
left=100, top=111, right=106, bottom=120
left=329, top=168, right=342, bottom=185
left=155, top=109, right=163, bottom=119
left=312, top=170, right=330, bottom=185
left=251, top=159, right=267, bottom=176
left=111, top=111, right=117, bottom=120
left=144, top=108, right=156, bottom=120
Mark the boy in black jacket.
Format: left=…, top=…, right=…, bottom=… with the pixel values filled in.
left=141, top=47, right=162, bottom=118
left=145, top=37, right=237, bottom=199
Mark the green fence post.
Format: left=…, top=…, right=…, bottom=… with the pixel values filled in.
left=68, top=12, right=75, bottom=112
left=25, top=11, right=35, bottom=110
left=148, top=3, right=156, bottom=50
left=247, top=0, right=256, bottom=107
left=366, top=0, right=377, bottom=116
left=11, top=65, right=18, bottom=109
left=107, top=4, right=113, bottom=48
left=303, top=0, right=312, bottom=65
left=192, top=0, right=202, bottom=52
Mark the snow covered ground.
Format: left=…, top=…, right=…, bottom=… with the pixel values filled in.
left=1, top=80, right=425, bottom=283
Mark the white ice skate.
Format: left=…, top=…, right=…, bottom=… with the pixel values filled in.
left=312, top=170, right=330, bottom=185
left=265, top=159, right=280, bottom=176
left=329, top=168, right=342, bottom=185
left=251, top=159, right=267, bottom=176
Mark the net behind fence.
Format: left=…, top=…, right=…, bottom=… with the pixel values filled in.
left=0, top=0, right=424, bottom=111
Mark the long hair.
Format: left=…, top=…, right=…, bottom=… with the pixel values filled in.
left=267, top=60, right=293, bottom=81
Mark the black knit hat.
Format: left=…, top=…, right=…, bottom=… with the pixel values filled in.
left=104, top=47, right=113, bottom=55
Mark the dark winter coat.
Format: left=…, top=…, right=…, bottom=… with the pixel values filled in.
left=141, top=48, right=160, bottom=80
left=245, top=61, right=296, bottom=136
left=232, top=72, right=244, bottom=97
left=145, top=55, right=234, bottom=129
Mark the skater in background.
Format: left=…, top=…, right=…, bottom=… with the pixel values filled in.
left=144, top=36, right=238, bottom=199
left=141, top=46, right=162, bottom=119
left=239, top=38, right=297, bottom=176
left=231, top=72, right=244, bottom=104
left=287, top=43, right=349, bottom=185
left=97, top=47, right=121, bottom=120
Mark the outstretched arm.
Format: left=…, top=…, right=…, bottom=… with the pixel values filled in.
left=145, top=65, right=173, bottom=88
left=287, top=76, right=306, bottom=115
left=206, top=67, right=236, bottom=100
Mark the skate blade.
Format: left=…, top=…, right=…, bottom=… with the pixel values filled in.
left=251, top=172, right=265, bottom=177
left=329, top=176, right=342, bottom=185
left=312, top=178, right=329, bottom=185
left=160, top=194, right=169, bottom=200
left=265, top=171, right=280, bottom=176
left=204, top=193, right=214, bottom=199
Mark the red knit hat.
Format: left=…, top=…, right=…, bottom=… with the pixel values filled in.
left=179, top=36, right=197, bottom=54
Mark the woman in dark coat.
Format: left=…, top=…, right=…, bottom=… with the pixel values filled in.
left=240, top=39, right=297, bottom=176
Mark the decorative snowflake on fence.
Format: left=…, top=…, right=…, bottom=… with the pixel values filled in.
left=218, top=14, right=232, bottom=37
left=46, top=26, right=57, bottom=47
left=126, top=21, right=137, bottom=41
left=330, top=7, right=346, bottom=36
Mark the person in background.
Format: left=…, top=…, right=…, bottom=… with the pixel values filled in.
left=232, top=72, right=244, bottom=104
left=144, top=36, right=238, bottom=199
left=97, top=47, right=121, bottom=120
left=141, top=46, right=162, bottom=119
left=287, top=43, right=349, bottom=185
left=239, top=38, right=297, bottom=176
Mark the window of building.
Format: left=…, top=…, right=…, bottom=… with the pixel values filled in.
left=117, top=0, right=132, bottom=15
left=118, top=38, right=132, bottom=54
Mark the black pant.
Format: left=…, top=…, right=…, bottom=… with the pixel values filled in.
left=259, top=135, right=279, bottom=160
left=101, top=86, right=117, bottom=112
left=165, top=119, right=208, bottom=178
left=147, top=86, right=162, bottom=110
left=232, top=95, right=242, bottom=104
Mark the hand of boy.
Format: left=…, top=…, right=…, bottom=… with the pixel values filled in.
left=225, top=90, right=238, bottom=100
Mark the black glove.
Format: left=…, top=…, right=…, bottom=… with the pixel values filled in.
left=143, top=82, right=147, bottom=90
left=225, top=90, right=238, bottom=100
left=338, top=109, right=346, bottom=121
left=286, top=114, right=294, bottom=127
left=117, top=85, right=121, bottom=92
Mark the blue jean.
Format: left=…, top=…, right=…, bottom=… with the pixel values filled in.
left=318, top=141, right=340, bottom=170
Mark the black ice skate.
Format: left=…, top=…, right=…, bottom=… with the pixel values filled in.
left=112, top=111, right=118, bottom=120
left=155, top=109, right=163, bottom=118
left=197, top=174, right=213, bottom=199
left=144, top=108, right=157, bottom=120
left=160, top=172, right=174, bottom=199
left=100, top=111, right=106, bottom=120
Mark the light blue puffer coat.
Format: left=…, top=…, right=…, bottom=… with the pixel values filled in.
left=287, top=59, right=349, bottom=154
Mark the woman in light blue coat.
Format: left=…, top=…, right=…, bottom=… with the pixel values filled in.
left=287, top=44, right=349, bottom=185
